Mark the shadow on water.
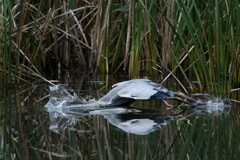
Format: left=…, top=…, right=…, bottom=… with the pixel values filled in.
left=0, top=79, right=239, bottom=160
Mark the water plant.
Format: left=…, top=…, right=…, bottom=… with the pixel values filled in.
left=0, top=0, right=239, bottom=93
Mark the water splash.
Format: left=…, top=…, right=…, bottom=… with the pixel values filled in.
left=193, top=96, right=231, bottom=116
left=45, top=85, right=75, bottom=108
left=45, top=84, right=97, bottom=109
left=44, top=85, right=84, bottom=133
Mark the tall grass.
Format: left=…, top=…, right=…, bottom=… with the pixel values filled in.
left=1, top=0, right=12, bottom=84
left=0, top=0, right=239, bottom=92
left=170, top=0, right=240, bottom=93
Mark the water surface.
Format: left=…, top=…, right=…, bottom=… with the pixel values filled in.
left=0, top=79, right=239, bottom=160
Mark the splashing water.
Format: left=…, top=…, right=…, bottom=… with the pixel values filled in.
left=206, top=98, right=226, bottom=112
left=45, top=85, right=77, bottom=109
left=44, top=85, right=93, bottom=133
left=193, top=96, right=231, bottom=115
left=45, top=84, right=97, bottom=110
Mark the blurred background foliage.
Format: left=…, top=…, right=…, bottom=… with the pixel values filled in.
left=0, top=0, right=239, bottom=93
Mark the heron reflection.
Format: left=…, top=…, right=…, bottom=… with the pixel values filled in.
left=47, top=103, right=231, bottom=135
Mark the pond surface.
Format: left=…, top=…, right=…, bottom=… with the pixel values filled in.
left=0, top=78, right=239, bottom=160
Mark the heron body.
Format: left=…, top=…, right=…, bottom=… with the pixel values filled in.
left=98, top=79, right=174, bottom=106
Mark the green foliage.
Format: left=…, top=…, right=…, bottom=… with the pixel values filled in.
left=0, top=0, right=239, bottom=93
left=170, top=0, right=240, bottom=93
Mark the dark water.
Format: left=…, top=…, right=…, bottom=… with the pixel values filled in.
left=0, top=79, right=239, bottom=160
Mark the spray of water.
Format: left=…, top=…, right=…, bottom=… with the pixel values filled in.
left=193, top=96, right=231, bottom=116
left=45, top=84, right=97, bottom=109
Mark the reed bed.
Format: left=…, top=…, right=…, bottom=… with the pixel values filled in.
left=0, top=0, right=239, bottom=93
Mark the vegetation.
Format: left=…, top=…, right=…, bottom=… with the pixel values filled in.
left=1, top=1, right=239, bottom=159
left=0, top=0, right=239, bottom=93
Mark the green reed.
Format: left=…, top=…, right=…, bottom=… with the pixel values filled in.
left=170, top=0, right=240, bottom=93
left=0, top=0, right=239, bottom=93
left=1, top=0, right=12, bottom=84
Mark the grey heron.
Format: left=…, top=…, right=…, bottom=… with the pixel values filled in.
left=47, top=79, right=222, bottom=109
left=98, top=79, right=174, bottom=106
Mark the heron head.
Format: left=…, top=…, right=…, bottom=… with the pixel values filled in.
left=168, top=91, right=174, bottom=97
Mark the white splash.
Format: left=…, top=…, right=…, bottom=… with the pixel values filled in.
left=45, top=84, right=97, bottom=109
left=205, top=98, right=225, bottom=112
left=194, top=97, right=231, bottom=115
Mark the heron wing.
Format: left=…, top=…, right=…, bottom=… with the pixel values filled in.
left=117, top=81, right=158, bottom=100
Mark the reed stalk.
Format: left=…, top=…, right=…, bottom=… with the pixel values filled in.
left=0, top=0, right=239, bottom=93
